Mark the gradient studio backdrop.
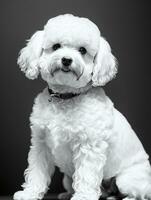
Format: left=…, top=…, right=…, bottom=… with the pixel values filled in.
left=0, top=0, right=151, bottom=196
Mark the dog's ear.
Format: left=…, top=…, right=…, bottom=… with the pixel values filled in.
left=92, top=37, right=118, bottom=86
left=17, top=31, right=44, bottom=79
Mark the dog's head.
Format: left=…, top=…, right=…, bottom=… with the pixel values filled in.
left=18, top=14, right=117, bottom=91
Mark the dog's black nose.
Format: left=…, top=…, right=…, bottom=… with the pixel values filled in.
left=62, top=57, right=72, bottom=66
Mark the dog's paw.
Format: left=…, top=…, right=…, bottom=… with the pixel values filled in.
left=106, top=197, right=118, bottom=200
left=58, top=192, right=72, bottom=199
left=13, top=190, right=38, bottom=200
left=71, top=193, right=98, bottom=200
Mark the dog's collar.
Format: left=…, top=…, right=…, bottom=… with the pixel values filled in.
left=48, top=87, right=80, bottom=100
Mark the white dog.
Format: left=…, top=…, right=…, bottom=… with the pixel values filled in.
left=14, top=14, right=151, bottom=200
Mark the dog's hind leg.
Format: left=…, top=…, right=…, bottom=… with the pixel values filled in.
left=58, top=175, right=74, bottom=199
left=116, top=161, right=151, bottom=200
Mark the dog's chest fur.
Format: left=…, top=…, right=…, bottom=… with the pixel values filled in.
left=30, top=87, right=114, bottom=175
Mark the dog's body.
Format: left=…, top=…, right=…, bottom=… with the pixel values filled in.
left=14, top=14, right=151, bottom=200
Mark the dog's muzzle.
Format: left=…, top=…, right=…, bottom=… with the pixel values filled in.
left=50, top=62, right=84, bottom=80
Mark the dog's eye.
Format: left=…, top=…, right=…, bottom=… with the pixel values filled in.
left=79, top=47, right=87, bottom=55
left=52, top=43, right=61, bottom=51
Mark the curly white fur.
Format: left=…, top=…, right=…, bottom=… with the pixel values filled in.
left=14, top=14, right=151, bottom=200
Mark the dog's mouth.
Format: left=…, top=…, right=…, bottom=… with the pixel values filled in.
left=61, top=68, right=71, bottom=73
left=51, top=66, right=83, bottom=80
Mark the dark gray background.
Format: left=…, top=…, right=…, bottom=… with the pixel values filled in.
left=0, top=0, right=151, bottom=196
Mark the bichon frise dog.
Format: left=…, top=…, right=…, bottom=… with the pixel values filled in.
left=14, top=14, right=151, bottom=200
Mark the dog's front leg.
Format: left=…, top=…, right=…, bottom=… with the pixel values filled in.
left=14, top=125, right=55, bottom=200
left=71, top=139, right=108, bottom=200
